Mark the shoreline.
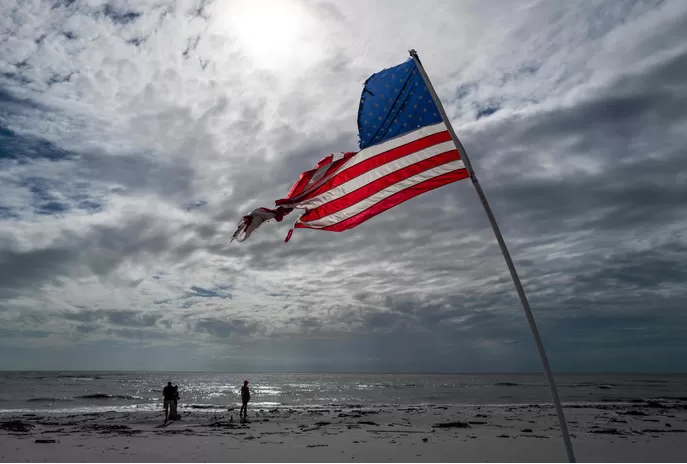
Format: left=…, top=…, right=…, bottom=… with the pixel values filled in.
left=1, top=397, right=684, bottom=416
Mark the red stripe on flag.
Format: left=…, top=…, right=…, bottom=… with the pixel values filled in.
left=297, top=167, right=469, bottom=232
left=296, top=131, right=453, bottom=203
left=278, top=153, right=356, bottom=204
left=282, top=154, right=335, bottom=199
left=300, top=150, right=461, bottom=222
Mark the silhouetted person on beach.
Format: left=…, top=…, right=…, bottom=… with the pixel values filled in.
left=163, top=381, right=175, bottom=422
left=240, top=380, right=250, bottom=419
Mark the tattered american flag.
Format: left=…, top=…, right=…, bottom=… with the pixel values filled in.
left=232, top=58, right=469, bottom=243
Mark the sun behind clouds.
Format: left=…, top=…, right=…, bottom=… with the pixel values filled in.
left=215, top=0, right=321, bottom=70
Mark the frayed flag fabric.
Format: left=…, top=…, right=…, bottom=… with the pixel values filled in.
left=232, top=58, right=469, bottom=243
left=231, top=206, right=293, bottom=243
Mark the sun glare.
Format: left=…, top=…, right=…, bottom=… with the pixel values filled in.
left=220, top=0, right=314, bottom=69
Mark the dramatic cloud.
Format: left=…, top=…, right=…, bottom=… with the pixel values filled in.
left=1, top=0, right=686, bottom=372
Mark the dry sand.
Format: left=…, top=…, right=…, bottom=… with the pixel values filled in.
left=2, top=400, right=687, bottom=462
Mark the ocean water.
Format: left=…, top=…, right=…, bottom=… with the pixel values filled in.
left=0, top=372, right=685, bottom=414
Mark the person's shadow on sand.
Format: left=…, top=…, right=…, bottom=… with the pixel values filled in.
left=155, top=421, right=172, bottom=429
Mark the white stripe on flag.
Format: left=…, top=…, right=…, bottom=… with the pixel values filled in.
left=344, top=122, right=448, bottom=171
left=300, top=159, right=465, bottom=229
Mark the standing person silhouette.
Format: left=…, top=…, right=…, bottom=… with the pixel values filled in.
left=239, top=380, right=250, bottom=419
left=162, top=382, right=175, bottom=422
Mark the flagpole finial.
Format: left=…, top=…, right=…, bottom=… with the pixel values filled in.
left=409, top=49, right=422, bottom=65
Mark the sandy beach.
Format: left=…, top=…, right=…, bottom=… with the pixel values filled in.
left=2, top=399, right=687, bottom=462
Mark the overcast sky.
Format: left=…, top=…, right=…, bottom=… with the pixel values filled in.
left=1, top=0, right=686, bottom=373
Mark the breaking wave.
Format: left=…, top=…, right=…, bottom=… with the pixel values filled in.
left=27, top=397, right=74, bottom=403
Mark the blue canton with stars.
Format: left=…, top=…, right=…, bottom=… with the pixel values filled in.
left=357, top=58, right=442, bottom=150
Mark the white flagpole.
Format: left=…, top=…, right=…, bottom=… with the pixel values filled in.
left=409, top=49, right=576, bottom=463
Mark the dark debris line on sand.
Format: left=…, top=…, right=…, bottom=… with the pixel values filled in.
left=590, top=428, right=625, bottom=435
left=0, top=421, right=35, bottom=433
left=358, top=421, right=379, bottom=426
left=432, top=421, right=471, bottom=429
